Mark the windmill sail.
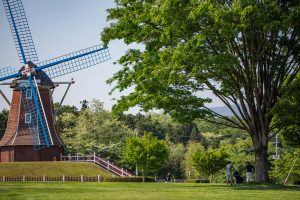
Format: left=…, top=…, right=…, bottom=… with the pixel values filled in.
left=0, top=66, right=19, bottom=83
left=37, top=45, right=110, bottom=79
left=3, top=0, right=38, bottom=64
left=19, top=79, right=53, bottom=150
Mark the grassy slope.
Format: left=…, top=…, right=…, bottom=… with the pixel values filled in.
left=0, top=162, right=113, bottom=177
left=0, top=182, right=299, bottom=200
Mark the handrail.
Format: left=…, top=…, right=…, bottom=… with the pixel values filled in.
left=61, top=155, right=133, bottom=177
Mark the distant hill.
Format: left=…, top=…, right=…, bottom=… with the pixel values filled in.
left=209, top=105, right=239, bottom=117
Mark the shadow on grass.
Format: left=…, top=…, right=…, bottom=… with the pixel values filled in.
left=171, top=183, right=300, bottom=191
left=228, top=183, right=300, bottom=191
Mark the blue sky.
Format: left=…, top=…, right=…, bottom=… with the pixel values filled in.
left=0, top=0, right=222, bottom=112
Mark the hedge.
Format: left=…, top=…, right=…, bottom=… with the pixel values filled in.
left=103, top=176, right=155, bottom=182
left=184, top=179, right=210, bottom=183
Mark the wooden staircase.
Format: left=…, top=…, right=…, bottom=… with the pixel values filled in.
left=61, top=154, right=134, bottom=177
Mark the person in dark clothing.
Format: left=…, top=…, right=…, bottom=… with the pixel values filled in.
left=233, top=171, right=244, bottom=184
left=245, top=162, right=254, bottom=183
left=165, top=172, right=171, bottom=182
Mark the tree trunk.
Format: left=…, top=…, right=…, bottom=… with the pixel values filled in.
left=253, top=133, right=269, bottom=183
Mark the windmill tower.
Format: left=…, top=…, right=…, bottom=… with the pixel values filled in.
left=0, top=0, right=110, bottom=162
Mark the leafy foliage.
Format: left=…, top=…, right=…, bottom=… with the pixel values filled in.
left=272, top=76, right=300, bottom=148
left=184, top=142, right=205, bottom=179
left=102, top=0, right=300, bottom=182
left=123, top=132, right=168, bottom=181
left=192, top=148, right=229, bottom=182
left=54, top=103, right=79, bottom=116
left=270, top=148, right=300, bottom=184
left=60, top=100, right=132, bottom=162
left=222, top=138, right=255, bottom=173
left=118, top=112, right=204, bottom=144
left=166, top=142, right=186, bottom=178
left=0, top=109, right=8, bottom=140
left=104, top=176, right=155, bottom=182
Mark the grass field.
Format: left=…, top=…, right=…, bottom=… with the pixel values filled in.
left=0, top=162, right=113, bottom=177
left=0, top=182, right=299, bottom=200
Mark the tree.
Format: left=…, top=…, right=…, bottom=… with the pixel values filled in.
left=184, top=142, right=205, bottom=179
left=167, top=143, right=185, bottom=178
left=272, top=75, right=300, bottom=148
left=189, top=126, right=202, bottom=143
left=270, top=148, right=300, bottom=184
left=54, top=103, right=79, bottom=116
left=117, top=112, right=201, bottom=144
left=192, top=148, right=229, bottom=183
left=54, top=103, right=79, bottom=133
left=80, top=100, right=89, bottom=111
left=60, top=99, right=131, bottom=162
left=222, top=138, right=255, bottom=173
left=0, top=109, right=9, bottom=140
left=102, top=0, right=300, bottom=182
left=123, top=132, right=169, bottom=181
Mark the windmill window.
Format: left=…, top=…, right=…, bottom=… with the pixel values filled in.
left=25, top=113, right=31, bottom=124
left=26, top=89, right=32, bottom=99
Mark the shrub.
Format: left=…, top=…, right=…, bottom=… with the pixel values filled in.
left=184, top=179, right=209, bottom=183
left=103, top=176, right=155, bottom=182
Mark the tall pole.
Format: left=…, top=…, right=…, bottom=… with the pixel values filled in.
left=276, top=134, right=279, bottom=158
left=135, top=127, right=138, bottom=176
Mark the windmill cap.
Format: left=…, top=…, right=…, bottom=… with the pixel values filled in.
left=13, top=61, right=55, bottom=89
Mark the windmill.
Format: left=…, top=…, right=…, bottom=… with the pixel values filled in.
left=0, top=0, right=110, bottom=162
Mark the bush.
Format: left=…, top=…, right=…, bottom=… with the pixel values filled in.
left=184, top=179, right=209, bottom=183
left=103, top=176, right=155, bottom=182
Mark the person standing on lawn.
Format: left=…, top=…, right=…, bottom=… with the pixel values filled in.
left=246, top=162, right=254, bottom=183
left=226, top=161, right=233, bottom=185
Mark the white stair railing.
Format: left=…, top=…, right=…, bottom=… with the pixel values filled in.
left=61, top=154, right=133, bottom=177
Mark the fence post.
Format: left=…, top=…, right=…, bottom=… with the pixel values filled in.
left=108, top=160, right=110, bottom=170
left=97, top=174, right=100, bottom=183
left=62, top=175, right=65, bottom=182
left=121, top=168, right=124, bottom=176
left=81, top=175, right=83, bottom=182
left=23, top=176, right=25, bottom=182
left=94, top=152, right=96, bottom=163
left=2, top=176, right=4, bottom=182
left=43, top=175, right=45, bottom=182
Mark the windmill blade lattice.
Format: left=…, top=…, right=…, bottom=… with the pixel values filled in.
left=19, top=80, right=53, bottom=150
left=37, top=45, right=110, bottom=79
left=0, top=66, right=19, bottom=83
left=3, top=0, right=38, bottom=64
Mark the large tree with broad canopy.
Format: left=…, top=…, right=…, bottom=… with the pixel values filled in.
left=101, top=0, right=300, bottom=182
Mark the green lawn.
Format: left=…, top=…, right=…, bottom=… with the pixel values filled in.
left=0, top=182, right=299, bottom=200
left=0, top=162, right=113, bottom=177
